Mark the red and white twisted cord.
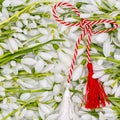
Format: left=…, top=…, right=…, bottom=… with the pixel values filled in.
left=52, top=2, right=118, bottom=83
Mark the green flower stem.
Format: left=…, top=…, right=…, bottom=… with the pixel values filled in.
left=22, top=33, right=44, bottom=45
left=70, top=89, right=82, bottom=94
left=12, top=72, right=54, bottom=80
left=90, top=55, right=120, bottom=64
left=5, top=88, right=52, bottom=93
left=44, top=99, right=55, bottom=104
left=0, top=39, right=65, bottom=66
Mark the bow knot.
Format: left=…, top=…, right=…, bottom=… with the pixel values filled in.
left=52, top=1, right=118, bottom=109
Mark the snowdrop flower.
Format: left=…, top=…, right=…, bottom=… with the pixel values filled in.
left=39, top=78, right=53, bottom=89
left=34, top=60, right=44, bottom=73
left=63, top=39, right=71, bottom=48
left=20, top=13, right=30, bottom=19
left=62, top=48, right=73, bottom=56
left=6, top=38, right=18, bottom=53
left=103, top=40, right=111, bottom=57
left=72, top=94, right=82, bottom=103
left=2, top=64, right=12, bottom=75
left=16, top=33, right=27, bottom=41
left=99, top=74, right=110, bottom=82
left=114, top=49, right=120, bottom=60
left=28, top=20, right=37, bottom=28
left=11, top=27, right=23, bottom=32
left=46, top=113, right=59, bottom=120
left=80, top=4, right=99, bottom=13
left=21, top=57, right=36, bottom=66
left=15, top=108, right=27, bottom=120
left=20, top=93, right=31, bottom=101
left=25, top=110, right=34, bottom=119
left=16, top=21, right=23, bottom=28
left=54, top=73, right=64, bottom=83
left=97, top=59, right=104, bottom=65
left=104, top=80, right=114, bottom=86
left=58, top=50, right=71, bottom=67
left=92, top=71, right=105, bottom=79
left=72, top=65, right=83, bottom=81
left=0, top=86, right=5, bottom=96
left=2, top=7, right=9, bottom=19
left=0, top=47, right=3, bottom=56
left=22, top=64, right=32, bottom=73
left=115, top=1, right=120, bottom=9
left=0, top=76, right=5, bottom=82
left=28, top=29, right=39, bottom=36
left=53, top=84, right=61, bottom=95
left=54, top=95, right=62, bottom=102
left=42, top=64, right=54, bottom=72
left=2, top=0, right=10, bottom=7
left=17, top=78, right=37, bottom=89
left=38, top=104, right=53, bottom=119
left=38, top=52, right=52, bottom=60
left=80, top=114, right=92, bottom=120
left=95, top=33, right=109, bottom=43
left=115, top=85, right=120, bottom=97
left=38, top=28, right=48, bottom=35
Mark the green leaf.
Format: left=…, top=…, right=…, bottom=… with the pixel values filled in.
left=52, top=44, right=59, bottom=50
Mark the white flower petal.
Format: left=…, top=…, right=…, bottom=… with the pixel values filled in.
left=99, top=74, right=110, bottom=82
left=72, top=65, right=83, bottom=81
left=39, top=104, right=53, bottom=114
left=58, top=50, right=71, bottom=67
left=53, top=84, right=61, bottom=95
left=16, top=33, right=27, bottom=41
left=0, top=47, right=3, bottom=56
left=39, top=52, right=52, bottom=60
left=96, top=33, right=109, bottom=43
left=92, top=71, right=104, bottom=79
left=103, top=40, right=111, bottom=57
left=21, top=58, right=36, bottom=65
left=35, top=60, right=44, bottom=73
left=20, top=93, right=31, bottom=101
left=46, top=114, right=59, bottom=120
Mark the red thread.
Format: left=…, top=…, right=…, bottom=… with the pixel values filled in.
left=52, top=2, right=118, bottom=109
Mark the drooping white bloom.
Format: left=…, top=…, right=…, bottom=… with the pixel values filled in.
left=92, top=71, right=105, bottom=79
left=103, top=40, right=111, bottom=57
left=0, top=86, right=5, bottom=96
left=96, top=33, right=109, bottom=43
left=38, top=104, right=53, bottom=119
left=7, top=38, right=18, bottom=53
left=20, top=13, right=30, bottom=19
left=99, top=74, right=110, bottom=82
left=16, top=33, right=27, bottom=41
left=2, top=7, right=9, bottom=19
left=39, top=52, right=52, bottom=60
left=2, top=0, right=10, bottom=7
left=34, top=60, right=44, bottom=73
left=17, top=79, right=34, bottom=88
left=28, top=29, right=39, bottom=36
left=46, top=114, right=59, bottom=120
left=22, top=64, right=32, bottom=73
left=53, top=84, right=61, bottom=95
left=0, top=47, right=3, bottom=56
left=20, top=93, right=31, bottom=101
left=16, top=21, right=23, bottom=28
left=58, top=50, right=71, bottom=67
left=115, top=86, right=120, bottom=97
left=72, top=65, right=83, bottom=81
left=21, top=58, right=36, bottom=66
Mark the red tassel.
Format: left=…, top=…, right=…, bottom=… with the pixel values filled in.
left=84, top=63, right=109, bottom=109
